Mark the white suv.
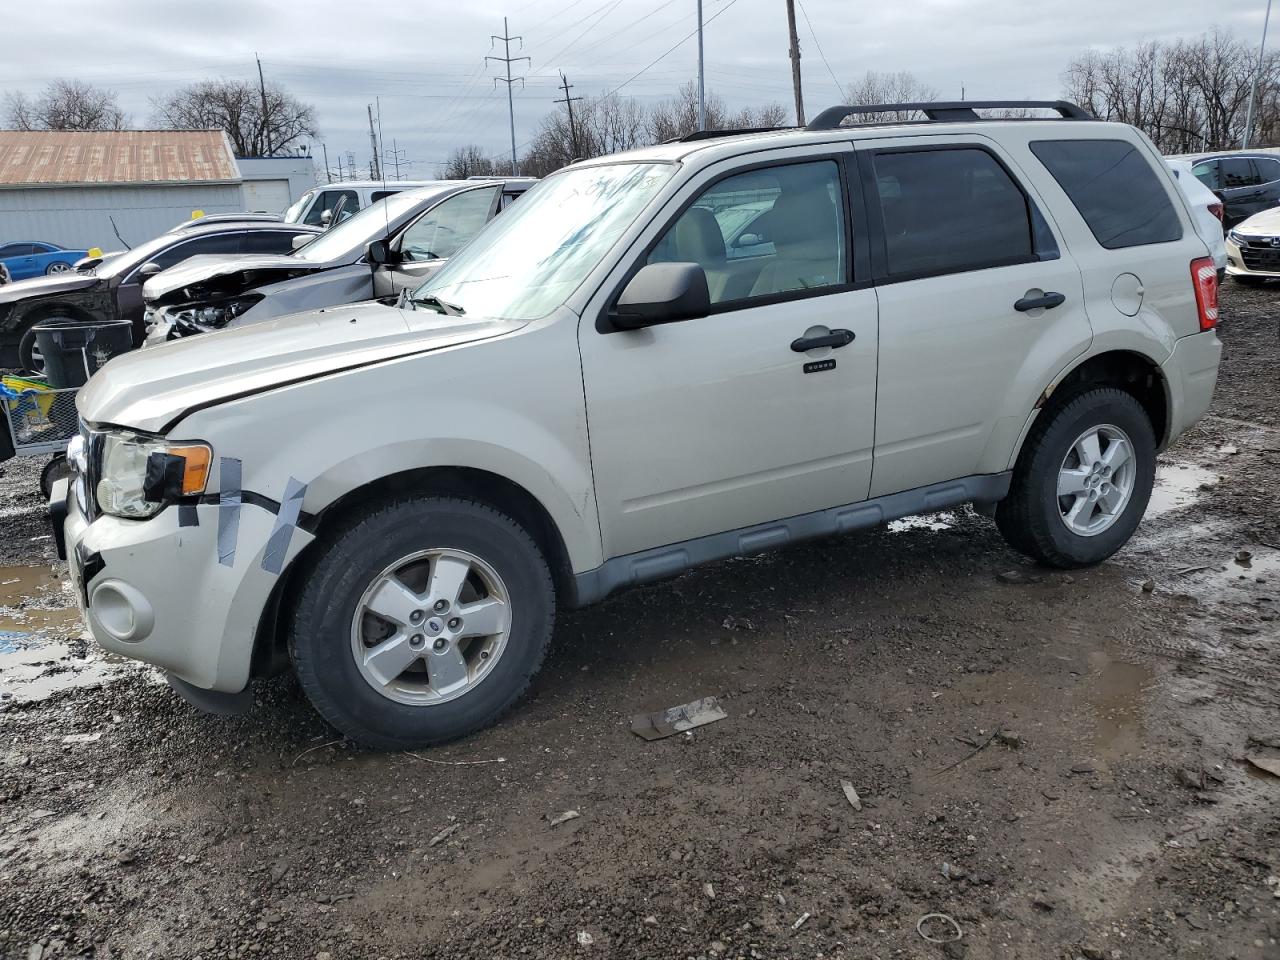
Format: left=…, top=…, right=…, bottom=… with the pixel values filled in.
left=53, top=101, right=1223, bottom=749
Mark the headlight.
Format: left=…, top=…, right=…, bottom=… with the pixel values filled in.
left=1227, top=230, right=1245, bottom=246
left=172, top=295, right=263, bottom=333
left=95, top=431, right=212, bottom=519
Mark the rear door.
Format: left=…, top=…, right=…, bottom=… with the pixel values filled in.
left=860, top=136, right=1092, bottom=498
left=1217, top=157, right=1266, bottom=227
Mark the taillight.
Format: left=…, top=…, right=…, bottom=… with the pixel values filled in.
left=1208, top=202, right=1224, bottom=223
left=1191, top=257, right=1218, bottom=331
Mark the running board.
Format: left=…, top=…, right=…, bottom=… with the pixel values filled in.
left=570, top=472, right=1011, bottom=606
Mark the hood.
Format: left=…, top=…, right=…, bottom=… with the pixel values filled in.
left=0, top=270, right=98, bottom=304
left=143, top=253, right=320, bottom=303
left=1235, top=207, right=1280, bottom=236
left=78, top=300, right=524, bottom=434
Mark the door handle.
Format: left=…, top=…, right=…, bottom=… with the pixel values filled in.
left=791, top=328, right=855, bottom=352
left=1014, top=291, right=1066, bottom=312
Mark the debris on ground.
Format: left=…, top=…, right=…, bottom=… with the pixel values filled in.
left=996, top=568, right=1042, bottom=585
left=427, top=822, right=460, bottom=847
left=791, top=912, right=810, bottom=931
left=1244, top=756, right=1280, bottom=779
left=916, top=912, right=963, bottom=944
left=630, top=696, right=727, bottom=741
left=721, top=615, right=755, bottom=631
left=839, top=779, right=862, bottom=811
left=549, top=810, right=580, bottom=827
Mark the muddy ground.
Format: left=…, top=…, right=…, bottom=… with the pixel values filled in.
left=1, top=288, right=1278, bottom=960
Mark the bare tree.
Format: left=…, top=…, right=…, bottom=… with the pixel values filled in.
left=1061, top=29, right=1280, bottom=152
left=440, top=144, right=499, bottom=179
left=647, top=81, right=787, bottom=141
left=842, top=71, right=940, bottom=122
left=4, top=80, right=127, bottom=131
left=151, top=79, right=317, bottom=156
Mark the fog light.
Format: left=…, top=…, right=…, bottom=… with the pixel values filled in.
left=89, top=579, right=155, bottom=643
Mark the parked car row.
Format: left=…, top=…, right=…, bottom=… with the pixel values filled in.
left=50, top=101, right=1224, bottom=749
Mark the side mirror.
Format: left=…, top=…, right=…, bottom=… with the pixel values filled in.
left=138, top=262, right=163, bottom=278
left=734, top=232, right=763, bottom=249
left=366, top=239, right=400, bottom=266
left=320, top=209, right=333, bottom=226
left=611, top=262, right=710, bottom=330
left=291, top=234, right=312, bottom=251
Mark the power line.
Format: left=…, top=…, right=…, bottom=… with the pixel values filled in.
left=487, top=18, right=531, bottom=175
left=604, top=0, right=743, bottom=98
left=796, top=0, right=843, bottom=97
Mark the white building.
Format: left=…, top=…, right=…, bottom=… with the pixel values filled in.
left=0, top=130, right=316, bottom=250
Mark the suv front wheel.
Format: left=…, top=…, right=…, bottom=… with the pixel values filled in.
left=996, top=387, right=1156, bottom=568
left=290, top=496, right=555, bottom=749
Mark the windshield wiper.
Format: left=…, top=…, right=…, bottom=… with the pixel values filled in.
left=409, top=294, right=465, bottom=316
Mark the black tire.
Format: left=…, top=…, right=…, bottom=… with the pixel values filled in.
left=995, top=387, right=1156, bottom=568
left=40, top=456, right=70, bottom=499
left=289, top=496, right=555, bottom=750
left=1231, top=273, right=1266, bottom=286
left=18, top=316, right=71, bottom=375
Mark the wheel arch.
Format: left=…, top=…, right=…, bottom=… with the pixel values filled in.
left=249, top=465, right=582, bottom=681
left=1009, top=347, right=1172, bottom=471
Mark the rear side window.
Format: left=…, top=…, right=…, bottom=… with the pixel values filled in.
left=1253, top=157, right=1280, bottom=184
left=239, top=231, right=312, bottom=254
left=1031, top=140, right=1182, bottom=249
left=872, top=148, right=1039, bottom=278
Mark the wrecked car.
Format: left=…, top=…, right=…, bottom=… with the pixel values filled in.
left=0, top=221, right=321, bottom=371
left=142, top=179, right=534, bottom=344
left=55, top=101, right=1221, bottom=750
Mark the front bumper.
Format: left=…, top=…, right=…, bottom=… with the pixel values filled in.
left=52, top=472, right=313, bottom=694
left=1225, top=235, right=1280, bottom=276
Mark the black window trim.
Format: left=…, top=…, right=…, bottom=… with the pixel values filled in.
left=859, top=141, right=1052, bottom=286
left=122, top=231, right=247, bottom=284
left=595, top=151, right=872, bottom=334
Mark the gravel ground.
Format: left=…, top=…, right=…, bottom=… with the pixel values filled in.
left=1, top=286, right=1278, bottom=960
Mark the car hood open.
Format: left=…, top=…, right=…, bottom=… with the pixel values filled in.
left=0, top=271, right=98, bottom=305
left=143, top=253, right=325, bottom=304
left=78, top=300, right=524, bottom=434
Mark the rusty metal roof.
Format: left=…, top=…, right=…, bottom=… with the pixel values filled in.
left=0, top=129, right=241, bottom=187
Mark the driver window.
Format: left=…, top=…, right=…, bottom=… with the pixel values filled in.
left=646, top=160, right=847, bottom=306
left=400, top=186, right=499, bottom=262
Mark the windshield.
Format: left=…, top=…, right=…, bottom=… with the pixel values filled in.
left=281, top=190, right=315, bottom=224
left=411, top=162, right=675, bottom=321
left=292, top=191, right=430, bottom=263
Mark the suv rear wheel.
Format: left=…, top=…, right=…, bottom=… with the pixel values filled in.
left=996, top=387, right=1156, bottom=568
left=289, top=496, right=555, bottom=749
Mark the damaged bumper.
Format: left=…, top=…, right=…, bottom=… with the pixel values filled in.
left=1163, top=329, right=1222, bottom=444
left=55, top=475, right=313, bottom=695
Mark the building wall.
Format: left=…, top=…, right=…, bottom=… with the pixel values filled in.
left=0, top=183, right=245, bottom=250
left=236, top=157, right=317, bottom=214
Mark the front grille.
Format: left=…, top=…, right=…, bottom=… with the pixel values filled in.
left=1240, top=245, right=1280, bottom=271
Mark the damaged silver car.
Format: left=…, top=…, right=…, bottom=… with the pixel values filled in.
left=141, top=179, right=533, bottom=344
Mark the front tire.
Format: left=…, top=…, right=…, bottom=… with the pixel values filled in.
left=289, top=496, right=555, bottom=750
left=996, top=387, right=1156, bottom=568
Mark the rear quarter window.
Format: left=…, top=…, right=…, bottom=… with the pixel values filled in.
left=1031, top=139, right=1182, bottom=249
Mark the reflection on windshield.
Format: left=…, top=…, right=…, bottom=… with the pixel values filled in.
left=411, top=162, right=675, bottom=322
left=282, top=191, right=314, bottom=224
left=293, top=191, right=430, bottom=263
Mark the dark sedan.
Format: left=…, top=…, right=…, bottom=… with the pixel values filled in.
left=1187, top=152, right=1280, bottom=229
left=0, top=220, right=322, bottom=371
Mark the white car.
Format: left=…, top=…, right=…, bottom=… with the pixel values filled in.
left=1166, top=159, right=1227, bottom=276
left=1222, top=206, right=1280, bottom=284
left=55, top=100, right=1222, bottom=749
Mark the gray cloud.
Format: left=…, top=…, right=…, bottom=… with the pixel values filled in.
left=0, top=0, right=1263, bottom=179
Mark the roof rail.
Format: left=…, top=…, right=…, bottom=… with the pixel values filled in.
left=806, top=100, right=1093, bottom=130
left=664, top=125, right=795, bottom=144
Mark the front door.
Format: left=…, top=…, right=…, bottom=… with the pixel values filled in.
left=579, top=153, right=879, bottom=560
left=374, top=185, right=502, bottom=298
left=860, top=138, right=1092, bottom=498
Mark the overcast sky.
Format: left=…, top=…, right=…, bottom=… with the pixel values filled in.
left=0, top=0, right=1268, bottom=180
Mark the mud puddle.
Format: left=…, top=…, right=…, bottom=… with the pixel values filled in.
left=1085, top=650, right=1157, bottom=762
left=0, top=562, right=127, bottom=704
left=1145, top=461, right=1219, bottom=517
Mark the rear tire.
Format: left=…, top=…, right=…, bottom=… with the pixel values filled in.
left=18, top=316, right=72, bottom=375
left=996, top=388, right=1155, bottom=568
left=40, top=456, right=70, bottom=499
left=289, top=496, right=555, bottom=750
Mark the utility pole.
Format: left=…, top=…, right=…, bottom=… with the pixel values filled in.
left=1243, top=0, right=1274, bottom=148
left=784, top=0, right=805, bottom=126
left=336, top=153, right=344, bottom=181
left=383, top=139, right=410, bottom=179
left=367, top=104, right=382, bottom=180
left=322, top=143, right=332, bottom=183
left=488, top=17, right=530, bottom=176
left=696, top=0, right=706, bottom=130
left=256, top=53, right=273, bottom=156
left=554, top=72, right=585, bottom=159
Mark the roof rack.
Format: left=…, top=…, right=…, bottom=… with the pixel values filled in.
left=806, top=100, right=1093, bottom=130
left=665, top=126, right=794, bottom=144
